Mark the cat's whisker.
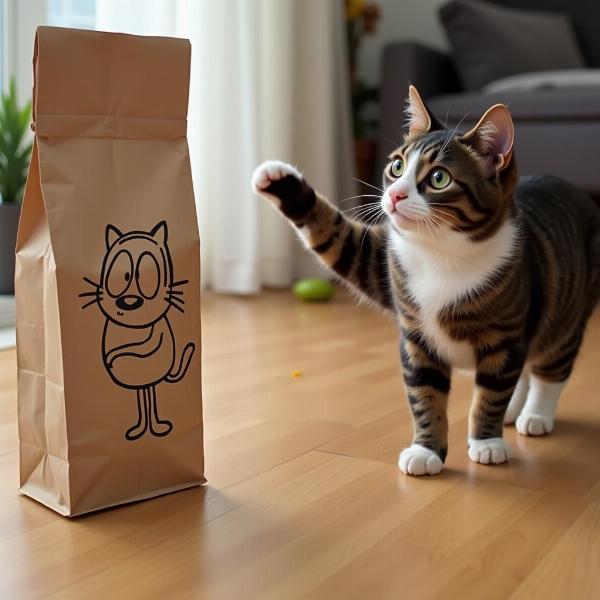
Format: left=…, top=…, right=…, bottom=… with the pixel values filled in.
left=384, top=134, right=401, bottom=148
left=168, top=295, right=185, bottom=305
left=359, top=209, right=385, bottom=252
left=78, top=290, right=101, bottom=298
left=344, top=204, right=383, bottom=219
left=168, top=289, right=184, bottom=296
left=439, top=111, right=471, bottom=160
left=356, top=206, right=385, bottom=223
left=353, top=177, right=384, bottom=193
left=339, top=194, right=381, bottom=205
left=343, top=201, right=382, bottom=213
left=431, top=208, right=456, bottom=223
left=170, top=279, right=189, bottom=288
left=428, top=212, right=454, bottom=231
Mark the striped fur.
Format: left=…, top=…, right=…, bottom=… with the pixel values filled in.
left=252, top=93, right=600, bottom=476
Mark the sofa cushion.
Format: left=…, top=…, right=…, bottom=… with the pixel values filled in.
left=483, top=69, right=600, bottom=94
left=428, top=88, right=600, bottom=123
left=439, top=0, right=585, bottom=91
left=487, top=0, right=600, bottom=69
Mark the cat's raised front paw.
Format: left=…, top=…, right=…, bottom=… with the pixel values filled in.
left=251, top=160, right=302, bottom=203
left=516, top=412, right=553, bottom=436
left=398, top=444, right=443, bottom=476
left=468, top=437, right=511, bottom=465
left=252, top=160, right=315, bottom=221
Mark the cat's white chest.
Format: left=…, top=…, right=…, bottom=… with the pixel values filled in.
left=390, top=223, right=517, bottom=370
left=404, top=262, right=476, bottom=369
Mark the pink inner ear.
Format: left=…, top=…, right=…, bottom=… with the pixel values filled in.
left=477, top=105, right=514, bottom=161
left=406, top=86, right=431, bottom=136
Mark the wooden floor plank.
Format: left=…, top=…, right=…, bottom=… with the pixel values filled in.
left=0, top=290, right=599, bottom=598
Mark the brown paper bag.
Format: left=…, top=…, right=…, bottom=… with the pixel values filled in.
left=15, top=26, right=204, bottom=516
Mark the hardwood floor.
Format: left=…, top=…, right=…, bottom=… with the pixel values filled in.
left=1, top=289, right=600, bottom=599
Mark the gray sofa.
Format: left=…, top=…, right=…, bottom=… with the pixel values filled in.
left=377, top=0, right=600, bottom=196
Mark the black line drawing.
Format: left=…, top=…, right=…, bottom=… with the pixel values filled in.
left=79, top=221, right=195, bottom=440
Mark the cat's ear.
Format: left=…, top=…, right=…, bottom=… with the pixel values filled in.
left=405, top=85, right=444, bottom=136
left=105, top=224, right=123, bottom=249
left=150, top=220, right=168, bottom=245
left=460, top=104, right=514, bottom=174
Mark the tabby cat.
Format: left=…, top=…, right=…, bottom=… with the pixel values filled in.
left=252, top=86, right=600, bottom=476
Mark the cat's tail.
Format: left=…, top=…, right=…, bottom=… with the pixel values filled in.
left=166, top=342, right=195, bottom=383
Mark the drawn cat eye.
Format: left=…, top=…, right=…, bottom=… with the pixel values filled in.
left=106, top=250, right=133, bottom=297
left=136, top=252, right=161, bottom=299
left=429, top=168, right=452, bottom=190
left=390, top=158, right=404, bottom=178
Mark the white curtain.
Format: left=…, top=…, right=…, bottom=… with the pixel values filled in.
left=96, top=0, right=355, bottom=293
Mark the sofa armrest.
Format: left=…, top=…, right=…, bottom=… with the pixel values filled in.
left=376, top=42, right=461, bottom=174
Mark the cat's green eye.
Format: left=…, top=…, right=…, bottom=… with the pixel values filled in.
left=429, top=168, right=452, bottom=190
left=390, top=158, right=404, bottom=178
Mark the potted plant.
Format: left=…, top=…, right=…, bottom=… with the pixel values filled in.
left=0, top=79, right=32, bottom=294
left=345, top=0, right=381, bottom=185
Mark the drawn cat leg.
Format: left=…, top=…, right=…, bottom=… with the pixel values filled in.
left=148, top=385, right=173, bottom=437
left=125, top=388, right=150, bottom=441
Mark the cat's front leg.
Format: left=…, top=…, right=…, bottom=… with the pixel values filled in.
left=398, top=336, right=451, bottom=476
left=252, top=161, right=393, bottom=311
left=469, top=348, right=526, bottom=464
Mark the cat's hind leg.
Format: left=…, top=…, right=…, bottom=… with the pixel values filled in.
left=125, top=388, right=150, bottom=441
left=515, top=375, right=566, bottom=436
left=504, top=368, right=529, bottom=425
left=516, top=328, right=584, bottom=436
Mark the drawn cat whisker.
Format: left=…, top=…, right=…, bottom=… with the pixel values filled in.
left=82, top=276, right=101, bottom=289
left=168, top=289, right=184, bottom=296
left=168, top=295, right=185, bottom=305
left=165, top=298, right=185, bottom=313
left=78, top=290, right=102, bottom=298
left=170, top=279, right=189, bottom=288
left=81, top=297, right=102, bottom=310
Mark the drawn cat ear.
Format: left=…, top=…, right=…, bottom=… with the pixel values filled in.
left=105, top=224, right=123, bottom=249
left=460, top=104, right=514, bottom=174
left=405, top=85, right=444, bottom=136
left=150, top=220, right=168, bottom=245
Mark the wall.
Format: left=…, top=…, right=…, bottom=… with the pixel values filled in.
left=358, top=0, right=449, bottom=87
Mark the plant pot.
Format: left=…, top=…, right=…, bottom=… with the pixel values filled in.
left=354, top=137, right=377, bottom=189
left=0, top=203, right=21, bottom=295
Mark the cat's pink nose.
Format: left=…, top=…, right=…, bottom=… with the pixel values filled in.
left=390, top=190, right=408, bottom=206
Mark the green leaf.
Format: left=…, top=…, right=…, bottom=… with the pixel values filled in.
left=0, top=78, right=33, bottom=204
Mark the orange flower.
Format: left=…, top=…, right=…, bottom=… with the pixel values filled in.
left=362, top=3, right=381, bottom=33
left=346, top=0, right=365, bottom=20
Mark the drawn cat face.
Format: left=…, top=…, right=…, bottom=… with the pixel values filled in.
left=97, top=221, right=177, bottom=328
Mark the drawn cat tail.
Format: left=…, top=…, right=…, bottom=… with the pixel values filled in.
left=166, top=342, right=195, bottom=383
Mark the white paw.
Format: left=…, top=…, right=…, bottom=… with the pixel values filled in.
left=251, top=160, right=302, bottom=201
left=504, top=397, right=524, bottom=425
left=516, top=412, right=554, bottom=436
left=398, top=444, right=443, bottom=476
left=468, top=437, right=511, bottom=465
